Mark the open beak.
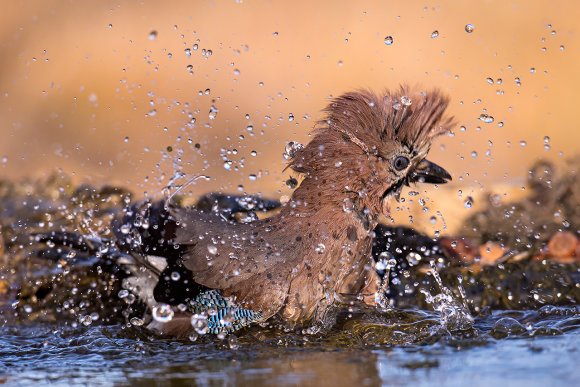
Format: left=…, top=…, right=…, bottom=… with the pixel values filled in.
left=409, top=159, right=452, bottom=185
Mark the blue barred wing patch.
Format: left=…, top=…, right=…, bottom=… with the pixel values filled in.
left=189, top=290, right=263, bottom=334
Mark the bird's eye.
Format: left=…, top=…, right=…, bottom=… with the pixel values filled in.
left=393, top=156, right=410, bottom=171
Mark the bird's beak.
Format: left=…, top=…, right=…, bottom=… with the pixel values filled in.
left=409, top=159, right=452, bottom=184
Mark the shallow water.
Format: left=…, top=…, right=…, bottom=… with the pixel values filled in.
left=1, top=307, right=579, bottom=386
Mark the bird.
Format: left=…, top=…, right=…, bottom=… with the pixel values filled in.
left=108, top=86, right=454, bottom=335
left=23, top=86, right=453, bottom=335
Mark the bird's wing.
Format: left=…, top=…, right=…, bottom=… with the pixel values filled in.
left=169, top=207, right=297, bottom=317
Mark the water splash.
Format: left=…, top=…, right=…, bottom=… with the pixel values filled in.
left=163, top=174, right=211, bottom=209
left=420, top=262, right=474, bottom=333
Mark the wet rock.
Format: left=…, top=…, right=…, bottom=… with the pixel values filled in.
left=547, top=231, right=578, bottom=259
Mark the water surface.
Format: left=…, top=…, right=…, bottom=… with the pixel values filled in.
left=2, top=307, right=578, bottom=386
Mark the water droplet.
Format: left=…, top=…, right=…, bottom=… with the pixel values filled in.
left=465, top=24, right=475, bottom=33
left=190, top=314, right=208, bottom=334
left=207, top=245, right=218, bottom=255
left=377, top=252, right=397, bottom=271
left=479, top=114, right=494, bottom=123
left=515, top=77, right=522, bottom=86
left=486, top=77, right=494, bottom=85
left=400, top=96, right=412, bottom=106
left=209, top=105, right=218, bottom=120
left=148, top=30, right=158, bottom=40
left=342, top=198, right=355, bottom=213
left=288, top=113, right=294, bottom=122
left=80, top=315, right=93, bottom=326
left=519, top=140, right=527, bottom=147
left=406, top=252, right=422, bottom=266
left=118, top=289, right=129, bottom=299
left=184, top=48, right=191, bottom=57
left=249, top=174, right=257, bottom=181
left=286, top=177, right=298, bottom=189
left=315, top=243, right=326, bottom=254
left=125, top=293, right=136, bottom=305
left=130, top=317, right=144, bottom=326
left=464, top=196, right=474, bottom=208
left=283, top=141, right=304, bottom=160
left=152, top=304, right=174, bottom=323
left=431, top=30, right=439, bottom=38
left=171, top=272, right=180, bottom=281
left=222, top=309, right=235, bottom=325
left=384, top=36, right=394, bottom=45
left=471, top=151, right=478, bottom=158
left=543, top=136, right=551, bottom=150
left=530, top=67, right=536, bottom=74
left=559, top=45, right=565, bottom=51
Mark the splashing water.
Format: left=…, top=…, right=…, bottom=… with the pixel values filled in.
left=420, top=262, right=474, bottom=333
left=162, top=174, right=211, bottom=209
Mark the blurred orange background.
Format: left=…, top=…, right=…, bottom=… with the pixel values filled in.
left=0, top=1, right=578, bottom=232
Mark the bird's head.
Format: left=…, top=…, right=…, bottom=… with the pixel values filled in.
left=288, top=86, right=454, bottom=219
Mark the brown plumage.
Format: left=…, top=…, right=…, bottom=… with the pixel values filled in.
left=171, top=86, right=454, bottom=326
